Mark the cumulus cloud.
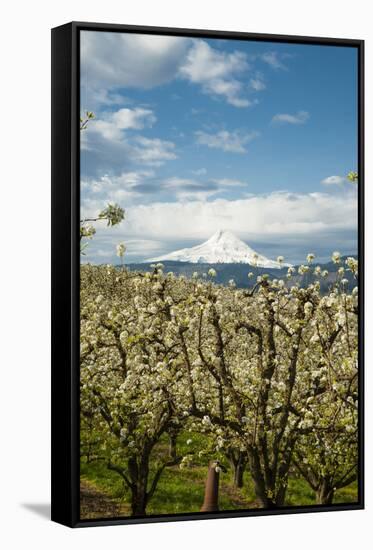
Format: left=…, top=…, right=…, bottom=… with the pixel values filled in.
left=82, top=189, right=357, bottom=263
left=321, top=175, right=347, bottom=185
left=81, top=107, right=177, bottom=176
left=122, top=191, right=356, bottom=241
left=82, top=238, right=167, bottom=264
left=249, top=77, right=266, bottom=91
left=81, top=171, right=155, bottom=207
left=82, top=170, right=154, bottom=191
left=131, top=137, right=177, bottom=166
left=80, top=88, right=131, bottom=111
left=179, top=40, right=251, bottom=107
left=160, top=177, right=218, bottom=201
left=211, top=178, right=247, bottom=188
left=90, top=108, right=156, bottom=141
left=81, top=33, right=286, bottom=110
left=271, top=111, right=310, bottom=125
left=82, top=173, right=249, bottom=206
left=161, top=176, right=248, bottom=200
left=81, top=31, right=191, bottom=90
left=195, top=129, right=259, bottom=153
left=260, top=51, right=287, bottom=70
left=81, top=33, right=252, bottom=108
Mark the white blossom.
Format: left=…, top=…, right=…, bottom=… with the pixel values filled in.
left=116, top=242, right=126, bottom=258
left=202, top=415, right=212, bottom=426
left=332, top=251, right=341, bottom=264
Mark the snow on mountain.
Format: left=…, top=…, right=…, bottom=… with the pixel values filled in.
left=147, top=230, right=291, bottom=268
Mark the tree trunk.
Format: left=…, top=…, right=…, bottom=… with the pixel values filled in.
left=257, top=496, right=278, bottom=509
left=128, top=454, right=150, bottom=516
left=131, top=483, right=148, bottom=516
left=227, top=450, right=247, bottom=488
left=233, top=461, right=245, bottom=488
left=230, top=456, right=246, bottom=488
left=275, top=484, right=287, bottom=507
left=250, top=469, right=278, bottom=508
left=169, top=432, right=177, bottom=460
left=316, top=480, right=335, bottom=505
left=249, top=455, right=286, bottom=508
left=131, top=474, right=148, bottom=516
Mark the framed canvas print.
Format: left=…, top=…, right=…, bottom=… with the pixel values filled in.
left=51, top=21, right=364, bottom=527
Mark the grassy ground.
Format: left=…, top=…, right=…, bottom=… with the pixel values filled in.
left=80, top=478, right=127, bottom=519
left=80, top=431, right=358, bottom=519
left=80, top=460, right=251, bottom=519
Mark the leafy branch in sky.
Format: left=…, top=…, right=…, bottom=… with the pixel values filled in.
left=79, top=111, right=125, bottom=255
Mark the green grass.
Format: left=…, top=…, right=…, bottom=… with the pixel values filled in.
left=80, top=431, right=358, bottom=517
left=81, top=460, right=129, bottom=501
left=334, top=483, right=358, bottom=504
left=285, top=475, right=358, bottom=507
left=81, top=459, right=250, bottom=516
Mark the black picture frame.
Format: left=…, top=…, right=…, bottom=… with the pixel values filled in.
left=51, top=21, right=364, bottom=528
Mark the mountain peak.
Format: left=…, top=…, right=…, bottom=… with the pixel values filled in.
left=147, top=231, right=291, bottom=268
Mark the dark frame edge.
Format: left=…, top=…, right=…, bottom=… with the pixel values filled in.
left=57, top=20, right=364, bottom=47
left=357, top=39, right=365, bottom=510
left=51, top=22, right=79, bottom=528
left=73, top=502, right=364, bottom=528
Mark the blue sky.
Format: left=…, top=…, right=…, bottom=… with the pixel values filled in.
left=80, top=31, right=358, bottom=264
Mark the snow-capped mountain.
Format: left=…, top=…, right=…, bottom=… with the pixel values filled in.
left=147, top=230, right=291, bottom=268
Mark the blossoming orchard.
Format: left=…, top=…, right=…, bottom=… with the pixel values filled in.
left=80, top=253, right=358, bottom=517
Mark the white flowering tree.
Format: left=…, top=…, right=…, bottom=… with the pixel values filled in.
left=79, top=112, right=125, bottom=255
left=292, top=256, right=359, bottom=503
left=80, top=203, right=125, bottom=255
left=80, top=252, right=358, bottom=513
left=293, top=393, right=358, bottom=504
left=174, top=274, right=309, bottom=507
left=169, top=256, right=358, bottom=508
left=80, top=265, right=189, bottom=515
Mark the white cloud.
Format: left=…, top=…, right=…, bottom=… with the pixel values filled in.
left=91, top=108, right=156, bottom=141
left=321, top=175, right=347, bottom=185
left=161, top=177, right=216, bottom=201
left=83, top=238, right=166, bottom=263
left=211, top=178, right=247, bottom=188
left=121, top=190, right=357, bottom=243
left=81, top=107, right=177, bottom=171
left=195, top=129, right=259, bottom=153
left=83, top=189, right=357, bottom=263
left=81, top=172, right=251, bottom=209
left=249, top=78, right=266, bottom=91
left=92, top=248, right=116, bottom=258
left=191, top=168, right=207, bottom=176
left=81, top=33, right=274, bottom=110
left=179, top=40, right=251, bottom=107
left=81, top=31, right=191, bottom=90
left=261, top=52, right=287, bottom=70
left=160, top=176, right=248, bottom=200
left=132, top=137, right=177, bottom=166
left=111, top=108, right=156, bottom=130
left=271, top=111, right=310, bottom=125
left=80, top=88, right=131, bottom=111
left=81, top=171, right=155, bottom=207
left=122, top=239, right=165, bottom=258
